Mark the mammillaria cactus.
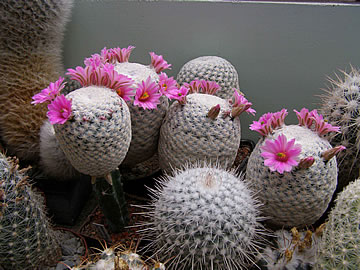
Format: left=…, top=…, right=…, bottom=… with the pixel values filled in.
left=319, top=66, right=360, bottom=192
left=0, top=0, right=74, bottom=162
left=84, top=46, right=176, bottom=168
left=246, top=108, right=345, bottom=228
left=0, top=153, right=61, bottom=269
left=314, top=178, right=360, bottom=270
left=141, top=164, right=265, bottom=270
left=177, top=55, right=240, bottom=99
left=158, top=81, right=255, bottom=173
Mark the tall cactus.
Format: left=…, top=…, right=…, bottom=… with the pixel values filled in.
left=0, top=153, right=61, bottom=269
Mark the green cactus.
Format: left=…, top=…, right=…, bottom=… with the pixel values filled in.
left=314, top=178, right=360, bottom=270
left=319, top=66, right=360, bottom=192
left=0, top=153, right=61, bottom=269
left=142, top=164, right=265, bottom=270
left=176, top=56, right=240, bottom=100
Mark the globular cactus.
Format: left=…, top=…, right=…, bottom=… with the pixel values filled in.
left=84, top=46, right=176, bottom=168
left=158, top=81, right=255, bottom=173
left=141, top=164, right=266, bottom=270
left=0, top=153, right=61, bottom=269
left=319, top=66, right=360, bottom=192
left=0, top=0, right=74, bottom=162
left=176, top=56, right=240, bottom=99
left=314, top=178, right=360, bottom=270
left=246, top=108, right=344, bottom=229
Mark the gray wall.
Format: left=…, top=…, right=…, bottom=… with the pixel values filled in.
left=63, top=0, right=360, bottom=142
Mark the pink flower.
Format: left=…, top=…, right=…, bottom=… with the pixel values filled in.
left=261, top=134, right=302, bottom=174
left=249, top=112, right=274, bottom=136
left=311, top=110, right=341, bottom=136
left=32, top=77, right=66, bottom=104
left=294, top=108, right=315, bottom=128
left=149, top=52, right=171, bottom=73
left=231, top=89, right=256, bottom=116
left=158, top=73, right=179, bottom=99
left=173, top=86, right=189, bottom=105
left=110, top=46, right=135, bottom=63
left=200, top=80, right=220, bottom=95
left=47, top=95, right=72, bottom=124
left=133, top=77, right=162, bottom=109
left=270, top=109, right=288, bottom=129
left=66, top=66, right=93, bottom=86
left=84, top=53, right=104, bottom=68
left=100, top=47, right=113, bottom=63
left=184, top=80, right=202, bottom=94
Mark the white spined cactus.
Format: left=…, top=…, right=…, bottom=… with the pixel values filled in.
left=246, top=108, right=345, bottom=229
left=158, top=81, right=255, bottom=173
left=177, top=55, right=240, bottom=99
left=314, top=178, right=360, bottom=270
left=141, top=164, right=266, bottom=270
left=319, top=66, right=360, bottom=192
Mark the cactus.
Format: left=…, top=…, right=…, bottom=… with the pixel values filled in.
left=176, top=56, right=240, bottom=99
left=0, top=0, right=74, bottom=162
left=0, top=153, right=61, bottom=269
left=158, top=81, right=255, bottom=173
left=314, top=178, right=360, bottom=270
left=319, top=66, right=360, bottom=192
left=246, top=108, right=344, bottom=228
left=141, top=164, right=265, bottom=270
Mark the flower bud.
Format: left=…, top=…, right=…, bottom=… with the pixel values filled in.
left=321, top=145, right=346, bottom=161
left=207, top=104, right=221, bottom=119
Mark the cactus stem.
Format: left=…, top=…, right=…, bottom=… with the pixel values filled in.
left=321, top=145, right=346, bottom=161
left=297, top=156, right=315, bottom=169
left=207, top=104, right=220, bottom=120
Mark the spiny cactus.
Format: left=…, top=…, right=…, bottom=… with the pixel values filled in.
left=177, top=55, right=240, bottom=99
left=246, top=108, right=344, bottom=228
left=319, top=66, right=360, bottom=192
left=158, top=81, right=255, bottom=173
left=0, top=153, right=61, bottom=269
left=314, top=178, right=360, bottom=270
left=85, top=46, right=176, bottom=168
left=0, top=0, right=74, bottom=162
left=141, top=164, right=266, bottom=270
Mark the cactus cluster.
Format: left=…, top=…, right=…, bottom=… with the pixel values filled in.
left=158, top=81, right=255, bottom=173
left=142, top=164, right=265, bottom=270
left=0, top=0, right=74, bottom=162
left=314, top=178, right=360, bottom=270
left=0, top=152, right=61, bottom=269
left=319, top=66, right=360, bottom=192
left=177, top=56, right=240, bottom=99
left=246, top=108, right=343, bottom=228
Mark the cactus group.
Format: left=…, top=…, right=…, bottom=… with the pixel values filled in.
left=246, top=108, right=344, bottom=228
left=0, top=0, right=74, bottom=162
left=177, top=56, right=240, bottom=99
left=158, top=81, right=255, bottom=173
left=142, top=164, right=265, bottom=270
left=319, top=66, right=360, bottom=192
left=314, top=178, right=360, bottom=270
left=0, top=152, right=61, bottom=269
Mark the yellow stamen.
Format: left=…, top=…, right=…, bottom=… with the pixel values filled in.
left=276, top=152, right=287, bottom=161
left=139, top=91, right=149, bottom=101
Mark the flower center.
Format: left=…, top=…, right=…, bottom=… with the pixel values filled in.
left=139, top=91, right=149, bottom=101
left=276, top=152, right=288, bottom=161
left=162, top=83, right=168, bottom=91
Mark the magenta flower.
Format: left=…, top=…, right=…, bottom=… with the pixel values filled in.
left=149, top=52, right=171, bottom=73
left=84, top=53, right=104, bottom=68
left=231, top=89, right=256, bottom=117
left=249, top=112, right=274, bottom=136
left=32, top=77, right=66, bottom=104
left=133, top=77, right=162, bottom=109
left=184, top=80, right=202, bottom=94
left=260, top=134, right=302, bottom=174
left=311, top=110, right=341, bottom=136
left=66, top=66, right=93, bottom=86
left=173, top=86, right=189, bottom=105
left=110, top=46, right=135, bottom=63
left=47, top=95, right=72, bottom=124
left=270, top=109, right=288, bottom=129
left=200, top=80, right=220, bottom=95
left=158, top=73, right=179, bottom=99
left=294, top=108, right=315, bottom=128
